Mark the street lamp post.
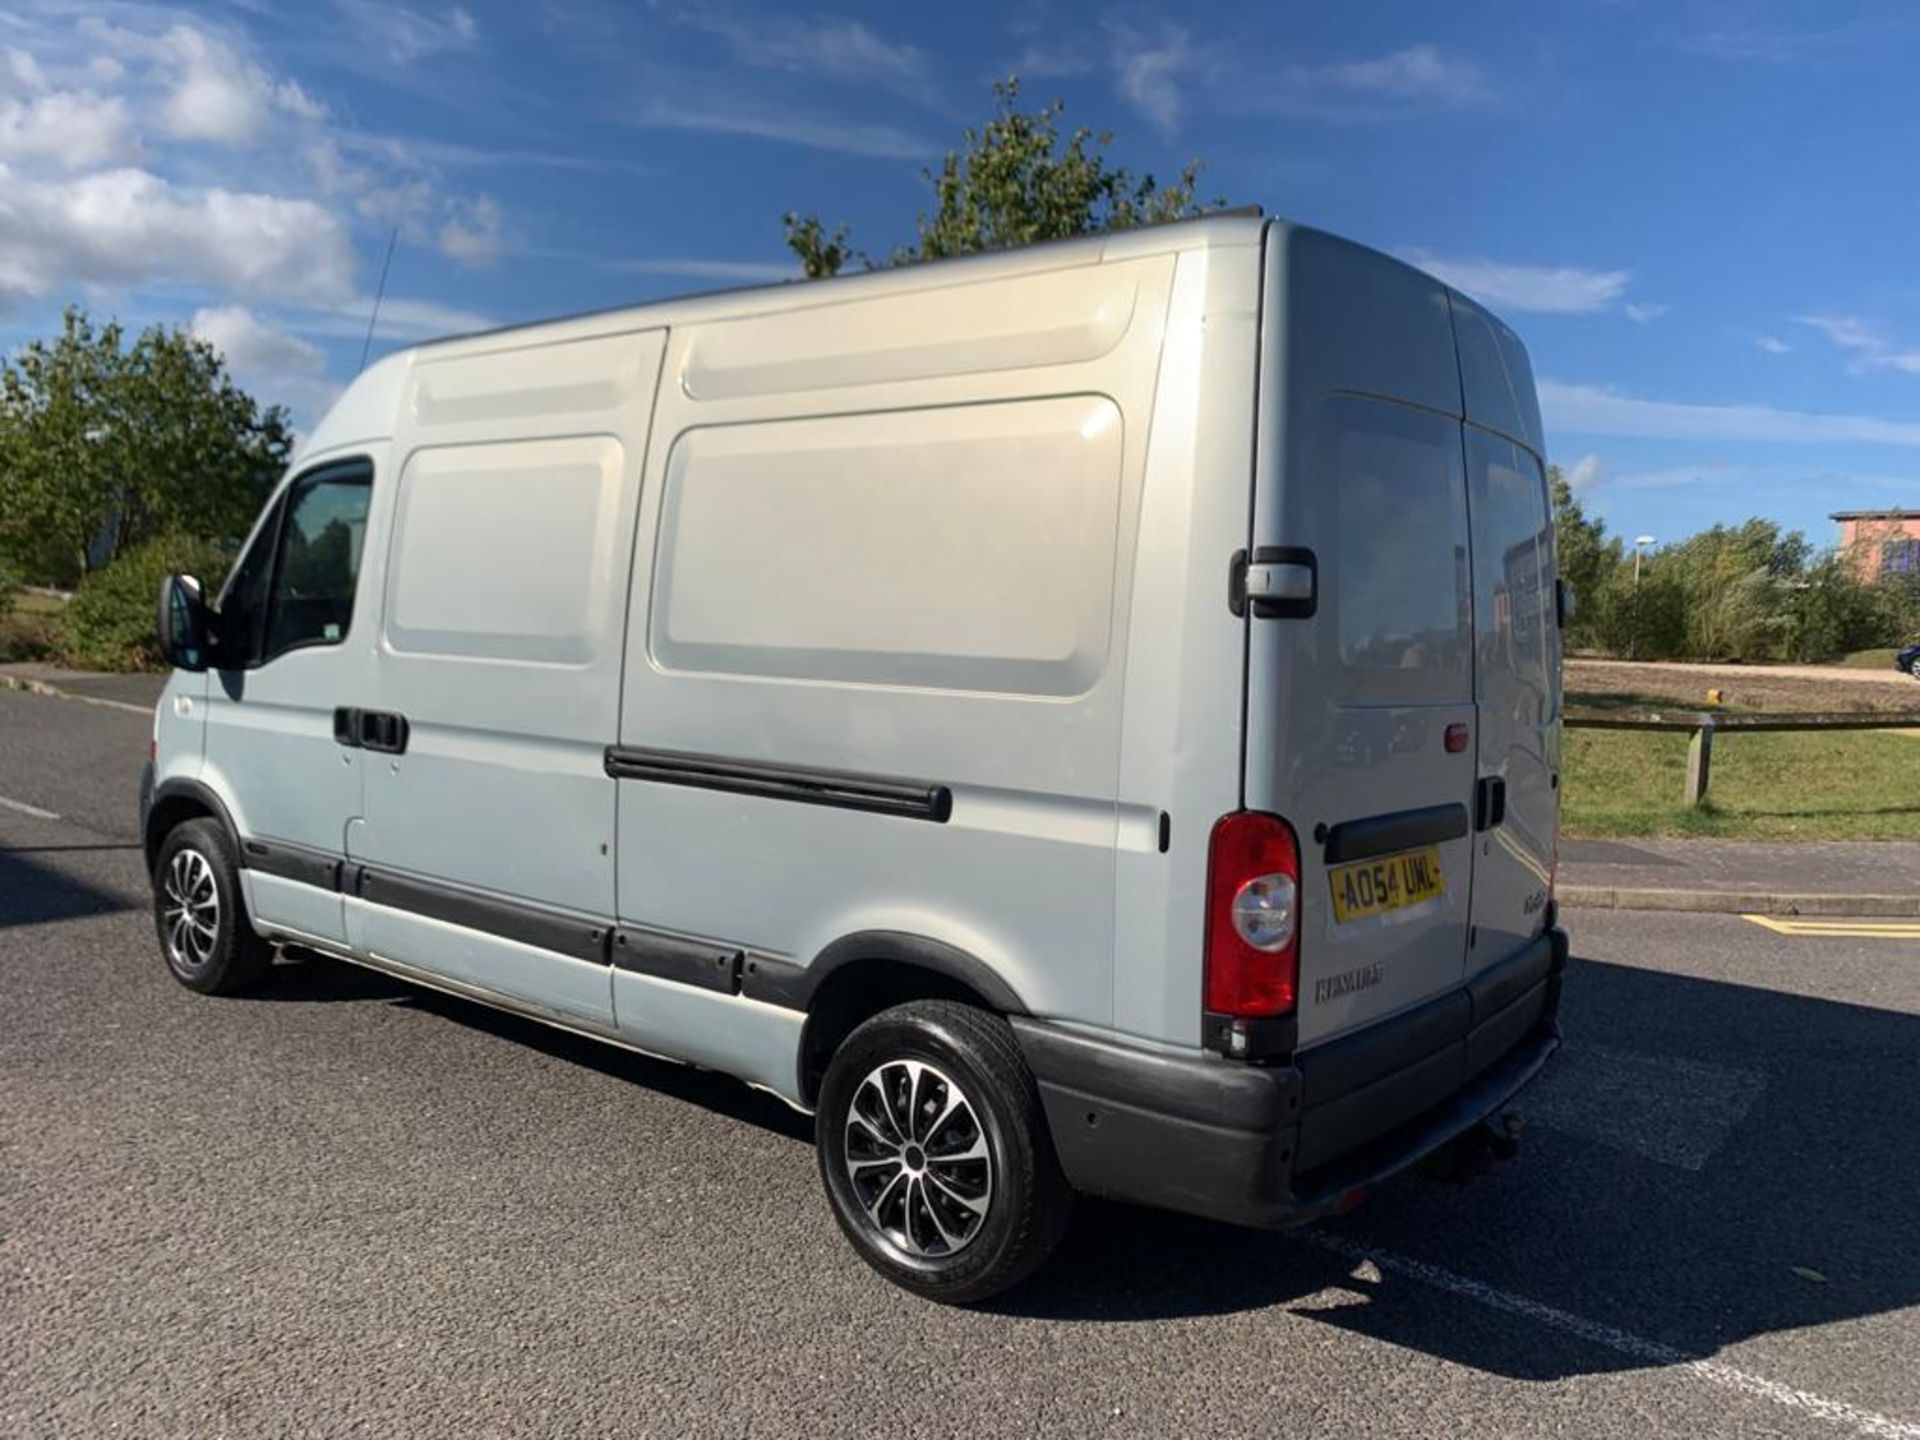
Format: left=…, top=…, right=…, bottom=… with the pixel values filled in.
left=1631, top=535, right=1656, bottom=658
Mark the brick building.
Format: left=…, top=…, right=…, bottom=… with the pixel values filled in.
left=1833, top=509, right=1920, bottom=579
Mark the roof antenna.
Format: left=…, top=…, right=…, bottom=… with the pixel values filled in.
left=358, top=225, right=399, bottom=373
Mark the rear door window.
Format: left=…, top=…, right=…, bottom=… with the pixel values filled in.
left=1322, top=397, right=1472, bottom=708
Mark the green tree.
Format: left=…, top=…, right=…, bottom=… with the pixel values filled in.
left=0, top=306, right=291, bottom=587
left=784, top=77, right=1222, bottom=278
left=1548, top=464, right=1622, bottom=650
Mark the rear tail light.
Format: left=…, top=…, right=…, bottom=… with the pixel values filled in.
left=1205, top=811, right=1301, bottom=1019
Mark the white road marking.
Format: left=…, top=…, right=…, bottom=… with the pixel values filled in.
left=0, top=674, right=150, bottom=715
left=1296, top=1228, right=1920, bottom=1439
left=0, top=793, right=60, bottom=821
left=1521, top=1041, right=1766, bottom=1172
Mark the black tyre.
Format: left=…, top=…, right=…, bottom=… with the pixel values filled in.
left=151, top=818, right=273, bottom=995
left=817, top=999, right=1072, bottom=1303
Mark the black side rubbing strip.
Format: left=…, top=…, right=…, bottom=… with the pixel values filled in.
left=610, top=928, right=743, bottom=994
left=356, top=869, right=609, bottom=966
left=604, top=745, right=952, bottom=823
left=243, top=838, right=343, bottom=893
left=1323, top=802, right=1469, bottom=865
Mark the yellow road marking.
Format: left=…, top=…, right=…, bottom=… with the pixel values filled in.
left=1743, top=914, right=1920, bottom=938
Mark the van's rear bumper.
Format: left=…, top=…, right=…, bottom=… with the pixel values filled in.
left=1012, top=925, right=1568, bottom=1229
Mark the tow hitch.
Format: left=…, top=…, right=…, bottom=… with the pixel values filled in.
left=1419, top=1113, right=1524, bottom=1184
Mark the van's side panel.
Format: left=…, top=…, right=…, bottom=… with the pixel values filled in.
left=1247, top=226, right=1478, bottom=1048
left=1110, top=242, right=1262, bottom=1047
left=1451, top=294, right=1561, bottom=973
left=343, top=329, right=667, bottom=1023
left=610, top=255, right=1179, bottom=1055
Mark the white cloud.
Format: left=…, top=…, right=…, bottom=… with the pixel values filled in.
left=1406, top=253, right=1632, bottom=314
left=1106, top=23, right=1197, bottom=134
left=1683, top=24, right=1882, bottom=63
left=635, top=98, right=932, bottom=158
left=437, top=192, right=505, bottom=264
left=1624, top=301, right=1669, bottom=324
left=1540, top=378, right=1920, bottom=447
left=0, top=166, right=356, bottom=306
left=1562, top=453, right=1604, bottom=491
left=1274, top=44, right=1490, bottom=121
left=158, top=26, right=269, bottom=143
left=684, top=12, right=926, bottom=93
left=1320, top=44, right=1488, bottom=104
left=1751, top=334, right=1792, bottom=354
left=620, top=257, right=795, bottom=283
left=190, top=302, right=338, bottom=415
left=291, top=295, right=500, bottom=343
left=0, top=89, right=135, bottom=168
left=1795, top=313, right=1920, bottom=375
left=336, top=2, right=479, bottom=66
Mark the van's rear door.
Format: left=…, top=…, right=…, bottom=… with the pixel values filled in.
left=1246, top=227, right=1477, bottom=1048
left=1451, top=295, right=1561, bottom=972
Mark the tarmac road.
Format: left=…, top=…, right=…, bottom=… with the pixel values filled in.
left=3, top=686, right=1918, bottom=1438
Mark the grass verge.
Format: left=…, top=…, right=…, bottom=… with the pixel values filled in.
left=0, top=589, right=63, bottom=663
left=1563, top=727, right=1920, bottom=840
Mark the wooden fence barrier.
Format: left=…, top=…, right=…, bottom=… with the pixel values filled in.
left=1561, top=709, right=1920, bottom=808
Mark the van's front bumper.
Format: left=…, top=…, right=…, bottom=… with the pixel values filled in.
left=1012, top=925, right=1568, bottom=1229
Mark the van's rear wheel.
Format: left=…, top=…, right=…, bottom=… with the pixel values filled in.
left=152, top=818, right=272, bottom=995
left=816, top=999, right=1072, bottom=1303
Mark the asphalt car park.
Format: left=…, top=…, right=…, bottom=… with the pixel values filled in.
left=3, top=687, right=1917, bottom=1438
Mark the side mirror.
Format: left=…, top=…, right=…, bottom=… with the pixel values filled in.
left=157, top=573, right=210, bottom=672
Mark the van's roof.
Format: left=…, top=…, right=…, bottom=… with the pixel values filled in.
left=299, top=212, right=1521, bottom=462
left=299, top=210, right=1272, bottom=461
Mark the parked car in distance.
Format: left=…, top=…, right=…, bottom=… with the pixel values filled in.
left=1897, top=642, right=1920, bottom=677
left=144, top=213, right=1568, bottom=1302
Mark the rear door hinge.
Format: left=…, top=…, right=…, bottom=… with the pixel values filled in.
left=1229, top=546, right=1318, bottom=620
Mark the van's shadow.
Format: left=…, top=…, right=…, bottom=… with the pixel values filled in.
left=996, top=953, right=1920, bottom=1382
left=267, top=944, right=1918, bottom=1381
left=0, top=847, right=140, bottom=927
left=271, top=946, right=814, bottom=1141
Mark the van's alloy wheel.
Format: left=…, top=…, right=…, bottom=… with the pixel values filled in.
left=817, top=1000, right=1072, bottom=1304
left=150, top=818, right=272, bottom=996
left=844, top=1059, right=993, bottom=1258
left=160, top=848, right=220, bottom=972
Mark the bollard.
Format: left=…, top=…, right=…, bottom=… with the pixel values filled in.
left=1684, top=718, right=1714, bottom=808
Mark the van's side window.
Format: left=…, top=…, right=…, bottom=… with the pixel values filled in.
left=213, top=495, right=283, bottom=669
left=261, top=467, right=373, bottom=662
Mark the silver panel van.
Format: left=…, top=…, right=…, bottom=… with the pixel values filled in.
left=144, top=214, right=1567, bottom=1302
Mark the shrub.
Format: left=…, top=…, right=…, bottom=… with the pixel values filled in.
left=61, top=534, right=231, bottom=672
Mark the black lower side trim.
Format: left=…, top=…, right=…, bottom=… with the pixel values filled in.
left=605, top=744, right=952, bottom=823
left=612, top=928, right=742, bottom=993
left=352, top=868, right=609, bottom=967
left=243, top=838, right=343, bottom=894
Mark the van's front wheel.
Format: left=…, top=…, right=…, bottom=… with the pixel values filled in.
left=152, top=818, right=272, bottom=995
left=816, top=1000, right=1072, bottom=1303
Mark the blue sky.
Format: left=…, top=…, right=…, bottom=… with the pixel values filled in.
left=1, top=1, right=1914, bottom=552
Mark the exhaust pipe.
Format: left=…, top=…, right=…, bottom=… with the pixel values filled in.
left=1419, top=1113, right=1523, bottom=1184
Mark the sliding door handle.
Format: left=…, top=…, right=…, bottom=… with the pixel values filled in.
left=332, top=707, right=409, bottom=755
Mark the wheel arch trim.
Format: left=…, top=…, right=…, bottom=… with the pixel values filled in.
left=143, top=777, right=242, bottom=874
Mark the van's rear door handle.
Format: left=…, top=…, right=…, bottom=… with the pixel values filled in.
left=1474, top=776, right=1507, bottom=831
left=1229, top=546, right=1317, bottom=619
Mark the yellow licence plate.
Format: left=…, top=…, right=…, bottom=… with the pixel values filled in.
left=1329, top=846, right=1446, bottom=923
